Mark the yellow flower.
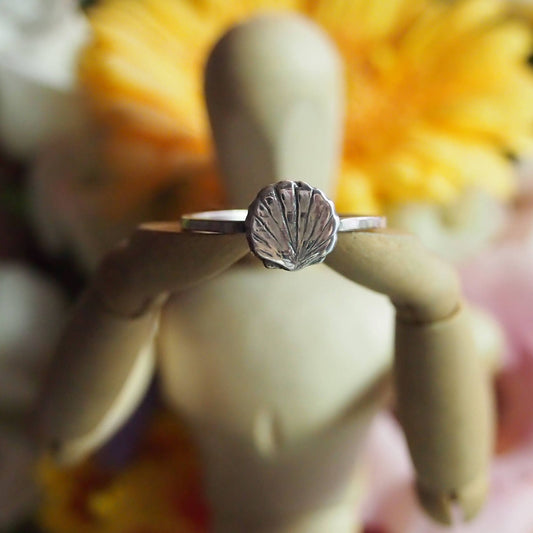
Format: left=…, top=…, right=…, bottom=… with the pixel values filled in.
left=38, top=2, right=533, bottom=529
left=38, top=411, right=207, bottom=533
left=80, top=0, right=533, bottom=214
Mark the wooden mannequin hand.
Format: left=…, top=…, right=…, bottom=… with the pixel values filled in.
left=326, top=229, right=493, bottom=524
left=39, top=225, right=248, bottom=462
left=93, top=223, right=250, bottom=317
left=326, top=229, right=461, bottom=323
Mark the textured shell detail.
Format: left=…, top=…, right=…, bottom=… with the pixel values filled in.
left=245, top=181, right=339, bottom=271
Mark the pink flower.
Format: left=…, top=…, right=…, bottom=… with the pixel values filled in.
left=362, top=414, right=533, bottom=533
left=461, top=242, right=533, bottom=452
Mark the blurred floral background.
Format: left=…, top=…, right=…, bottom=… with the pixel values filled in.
left=2, top=0, right=533, bottom=532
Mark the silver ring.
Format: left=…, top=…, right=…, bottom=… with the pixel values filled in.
left=181, top=210, right=384, bottom=233
left=182, top=181, right=386, bottom=271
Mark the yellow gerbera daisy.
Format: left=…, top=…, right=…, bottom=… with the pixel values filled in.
left=80, top=0, right=533, bottom=214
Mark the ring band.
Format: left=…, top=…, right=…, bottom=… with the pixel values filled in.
left=181, top=209, right=248, bottom=233
left=181, top=181, right=386, bottom=271
left=181, top=210, right=385, bottom=233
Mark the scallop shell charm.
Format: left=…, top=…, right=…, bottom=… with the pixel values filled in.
left=245, top=181, right=340, bottom=271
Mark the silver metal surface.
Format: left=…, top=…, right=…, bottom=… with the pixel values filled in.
left=244, top=181, right=339, bottom=270
left=181, top=181, right=386, bottom=271
left=338, top=215, right=387, bottom=231
left=181, top=209, right=248, bottom=233
left=181, top=210, right=385, bottom=234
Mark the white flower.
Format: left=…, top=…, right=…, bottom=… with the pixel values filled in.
left=0, top=263, right=66, bottom=412
left=28, top=130, right=151, bottom=271
left=0, top=263, right=66, bottom=527
left=0, top=0, right=90, bottom=158
left=386, top=188, right=507, bottom=264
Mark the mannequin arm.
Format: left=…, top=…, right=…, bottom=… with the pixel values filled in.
left=94, top=223, right=249, bottom=317
left=39, top=226, right=248, bottom=464
left=325, top=229, right=493, bottom=524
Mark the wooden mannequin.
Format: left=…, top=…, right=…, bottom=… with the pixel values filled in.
left=40, top=14, right=492, bottom=533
